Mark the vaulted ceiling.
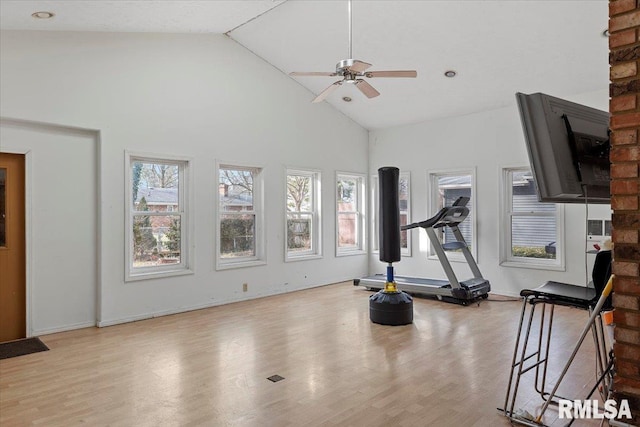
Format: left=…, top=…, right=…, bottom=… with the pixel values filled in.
left=0, top=0, right=610, bottom=130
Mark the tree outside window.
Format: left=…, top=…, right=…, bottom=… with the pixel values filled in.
left=126, top=154, right=190, bottom=281
left=337, top=173, right=365, bottom=255
left=286, top=169, right=321, bottom=259
left=131, top=161, right=181, bottom=266
left=218, top=164, right=264, bottom=267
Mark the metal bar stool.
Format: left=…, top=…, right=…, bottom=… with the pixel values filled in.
left=502, top=250, right=612, bottom=426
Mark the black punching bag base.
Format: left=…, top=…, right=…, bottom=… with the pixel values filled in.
left=369, top=291, right=413, bottom=326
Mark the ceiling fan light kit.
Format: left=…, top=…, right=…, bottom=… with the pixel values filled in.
left=290, top=0, right=417, bottom=103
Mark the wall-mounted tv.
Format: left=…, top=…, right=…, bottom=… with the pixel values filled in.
left=516, top=92, right=611, bottom=204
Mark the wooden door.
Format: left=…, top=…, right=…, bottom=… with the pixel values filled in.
left=0, top=153, right=26, bottom=342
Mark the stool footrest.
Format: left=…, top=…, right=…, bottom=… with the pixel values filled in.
left=519, top=358, right=547, bottom=376
left=512, top=351, right=541, bottom=369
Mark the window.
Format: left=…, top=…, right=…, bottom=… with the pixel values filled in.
left=587, top=219, right=612, bottom=238
left=125, top=153, right=191, bottom=281
left=286, top=168, right=321, bottom=260
left=371, top=172, right=412, bottom=256
left=587, top=218, right=611, bottom=251
left=501, top=167, right=564, bottom=269
left=429, top=169, right=476, bottom=261
left=217, top=163, right=265, bottom=269
left=336, top=172, right=366, bottom=255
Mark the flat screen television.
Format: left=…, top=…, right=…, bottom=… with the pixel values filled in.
left=516, top=92, right=611, bottom=204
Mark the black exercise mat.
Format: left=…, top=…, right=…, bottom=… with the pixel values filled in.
left=0, top=337, right=49, bottom=360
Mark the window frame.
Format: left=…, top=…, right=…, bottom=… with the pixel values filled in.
left=370, top=171, right=412, bottom=257
left=499, top=166, right=565, bottom=271
left=428, top=168, right=477, bottom=262
left=336, top=171, right=367, bottom=256
left=285, top=167, right=322, bottom=261
left=124, top=151, right=193, bottom=282
left=216, top=161, right=266, bottom=270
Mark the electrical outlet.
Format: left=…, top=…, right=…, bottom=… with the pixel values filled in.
left=242, top=283, right=248, bottom=292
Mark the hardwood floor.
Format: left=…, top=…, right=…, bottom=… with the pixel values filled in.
left=0, top=282, right=607, bottom=426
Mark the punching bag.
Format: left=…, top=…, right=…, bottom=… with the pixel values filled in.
left=378, top=167, right=401, bottom=263
left=370, top=166, right=413, bottom=326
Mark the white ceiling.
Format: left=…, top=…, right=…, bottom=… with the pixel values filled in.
left=0, top=1, right=285, bottom=34
left=0, top=0, right=610, bottom=130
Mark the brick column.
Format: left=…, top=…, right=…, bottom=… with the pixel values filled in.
left=609, top=0, right=640, bottom=423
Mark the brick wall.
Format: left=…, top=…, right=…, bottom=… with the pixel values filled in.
left=610, top=0, right=640, bottom=423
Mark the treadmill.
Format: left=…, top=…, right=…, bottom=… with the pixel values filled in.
left=354, top=197, right=490, bottom=305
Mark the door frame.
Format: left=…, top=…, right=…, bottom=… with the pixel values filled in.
left=1, top=147, right=32, bottom=337
left=1, top=116, right=102, bottom=336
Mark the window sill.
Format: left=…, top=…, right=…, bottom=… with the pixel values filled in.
left=216, top=259, right=266, bottom=271
left=337, top=249, right=367, bottom=257
left=126, top=267, right=194, bottom=282
left=285, top=253, right=323, bottom=263
left=500, top=260, right=565, bottom=272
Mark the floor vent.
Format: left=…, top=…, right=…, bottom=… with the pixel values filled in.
left=267, top=375, right=285, bottom=383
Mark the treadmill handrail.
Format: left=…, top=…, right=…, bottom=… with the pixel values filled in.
left=433, top=206, right=469, bottom=229
left=402, top=206, right=448, bottom=230
left=452, top=196, right=470, bottom=207
left=401, top=197, right=470, bottom=231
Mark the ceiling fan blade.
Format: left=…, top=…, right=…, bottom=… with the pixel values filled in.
left=345, top=60, right=372, bottom=73
left=290, top=71, right=338, bottom=77
left=312, top=81, right=343, bottom=103
left=354, top=79, right=380, bottom=98
left=365, top=70, right=417, bottom=78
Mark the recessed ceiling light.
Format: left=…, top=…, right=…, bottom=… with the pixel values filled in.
left=602, top=29, right=610, bottom=37
left=444, top=70, right=457, bottom=78
left=342, top=96, right=352, bottom=102
left=32, top=11, right=55, bottom=19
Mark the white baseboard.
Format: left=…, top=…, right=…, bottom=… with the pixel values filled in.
left=97, top=297, right=236, bottom=327
left=32, top=321, right=96, bottom=336
left=97, top=279, right=349, bottom=328
left=31, top=280, right=520, bottom=332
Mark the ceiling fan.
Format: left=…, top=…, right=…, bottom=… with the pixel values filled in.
left=290, top=0, right=417, bottom=103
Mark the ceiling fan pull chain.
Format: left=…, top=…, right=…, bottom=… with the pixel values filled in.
left=348, top=0, right=353, bottom=59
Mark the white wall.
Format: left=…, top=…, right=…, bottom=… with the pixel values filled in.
left=0, top=30, right=369, bottom=329
left=369, top=89, right=611, bottom=297
left=1, top=120, right=98, bottom=335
